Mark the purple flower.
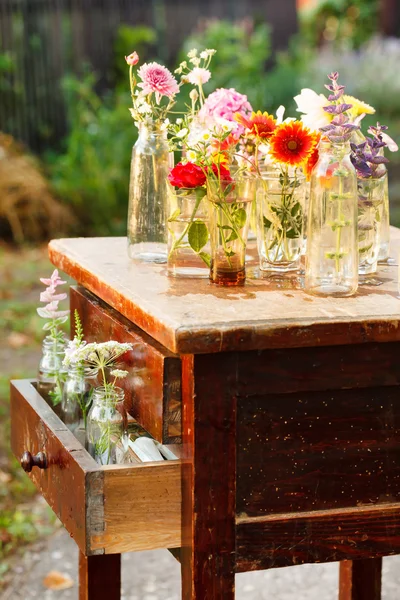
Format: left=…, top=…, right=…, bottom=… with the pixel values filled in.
left=37, top=269, right=69, bottom=330
left=350, top=124, right=393, bottom=179
left=319, top=72, right=359, bottom=143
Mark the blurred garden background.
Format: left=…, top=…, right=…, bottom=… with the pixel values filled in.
left=1, top=0, right=400, bottom=591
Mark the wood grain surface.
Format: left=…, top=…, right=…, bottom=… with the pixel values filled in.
left=10, top=379, right=98, bottom=554
left=49, top=233, right=400, bottom=354
left=181, top=353, right=237, bottom=599
left=236, top=503, right=400, bottom=571
left=10, top=380, right=183, bottom=556
left=90, top=461, right=182, bottom=554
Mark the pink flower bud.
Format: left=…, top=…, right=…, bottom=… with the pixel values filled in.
left=125, top=52, right=139, bottom=66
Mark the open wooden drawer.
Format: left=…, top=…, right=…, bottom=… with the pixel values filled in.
left=10, top=380, right=182, bottom=556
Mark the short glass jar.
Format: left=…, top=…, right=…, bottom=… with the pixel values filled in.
left=257, top=168, right=306, bottom=272
left=86, top=386, right=127, bottom=465
left=207, top=174, right=256, bottom=286
left=37, top=337, right=67, bottom=410
left=61, top=365, right=95, bottom=432
left=167, top=187, right=210, bottom=278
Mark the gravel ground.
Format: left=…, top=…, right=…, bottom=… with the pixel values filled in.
left=3, top=528, right=400, bottom=600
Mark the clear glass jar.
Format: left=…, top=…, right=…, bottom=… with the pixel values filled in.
left=167, top=187, right=210, bottom=278
left=37, top=337, right=67, bottom=409
left=61, top=365, right=95, bottom=432
left=378, top=168, right=390, bottom=262
left=207, top=175, right=256, bottom=286
left=257, top=167, right=306, bottom=272
left=305, top=140, right=358, bottom=297
left=86, top=386, right=126, bottom=465
left=127, top=122, right=173, bottom=263
left=358, top=175, right=386, bottom=275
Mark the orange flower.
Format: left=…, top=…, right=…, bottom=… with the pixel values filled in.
left=235, top=110, right=276, bottom=140
left=303, top=132, right=321, bottom=180
left=269, top=121, right=316, bottom=167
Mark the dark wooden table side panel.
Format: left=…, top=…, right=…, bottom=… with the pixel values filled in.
left=70, top=286, right=182, bottom=443
left=236, top=504, right=400, bottom=571
left=237, top=386, right=400, bottom=516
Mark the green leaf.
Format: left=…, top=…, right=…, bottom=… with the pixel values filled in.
left=263, top=216, right=272, bottom=229
left=291, top=202, right=301, bottom=216
left=42, top=322, right=53, bottom=331
left=168, top=208, right=181, bottom=222
left=188, top=221, right=209, bottom=253
left=233, top=207, right=247, bottom=228
left=226, top=230, right=238, bottom=243
left=198, top=251, right=211, bottom=267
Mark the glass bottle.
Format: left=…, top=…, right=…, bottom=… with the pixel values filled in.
left=167, top=186, right=210, bottom=278
left=357, top=175, right=386, bottom=275
left=86, top=386, right=126, bottom=465
left=257, top=167, right=306, bottom=272
left=37, top=337, right=67, bottom=410
left=61, top=365, right=95, bottom=433
left=378, top=167, right=390, bottom=262
left=305, top=140, right=358, bottom=297
left=207, top=174, right=256, bottom=286
left=127, top=122, right=173, bottom=263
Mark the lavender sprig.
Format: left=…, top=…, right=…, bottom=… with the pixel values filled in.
left=319, top=72, right=359, bottom=144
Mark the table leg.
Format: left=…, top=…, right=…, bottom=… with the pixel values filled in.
left=339, top=558, right=382, bottom=600
left=79, top=552, right=121, bottom=600
left=181, top=354, right=236, bottom=600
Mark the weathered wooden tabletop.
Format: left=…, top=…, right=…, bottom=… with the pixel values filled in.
left=49, top=229, right=400, bottom=354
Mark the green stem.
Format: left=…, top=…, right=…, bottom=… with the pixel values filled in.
left=335, top=176, right=344, bottom=275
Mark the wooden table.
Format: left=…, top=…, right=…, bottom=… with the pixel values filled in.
left=11, top=232, right=400, bottom=599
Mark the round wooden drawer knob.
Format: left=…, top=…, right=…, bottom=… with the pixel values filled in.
left=20, top=451, right=48, bottom=473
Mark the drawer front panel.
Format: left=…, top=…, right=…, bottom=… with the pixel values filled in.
left=10, top=380, right=182, bottom=555
left=70, top=286, right=182, bottom=443
left=237, top=386, right=400, bottom=517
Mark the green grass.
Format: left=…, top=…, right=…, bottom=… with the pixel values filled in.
left=0, top=244, right=68, bottom=586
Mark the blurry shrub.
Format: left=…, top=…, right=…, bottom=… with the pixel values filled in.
left=0, top=133, right=73, bottom=243
left=302, top=37, right=400, bottom=119
left=300, top=0, right=379, bottom=49
left=46, top=71, right=135, bottom=235
left=180, top=20, right=313, bottom=115
left=180, top=19, right=271, bottom=108
left=300, top=36, right=400, bottom=152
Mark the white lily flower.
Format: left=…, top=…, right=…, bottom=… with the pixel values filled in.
left=294, top=88, right=331, bottom=131
left=275, top=105, right=296, bottom=125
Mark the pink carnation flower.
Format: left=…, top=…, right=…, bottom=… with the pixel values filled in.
left=125, top=52, right=139, bottom=66
left=137, top=62, right=179, bottom=101
left=198, top=88, right=253, bottom=134
left=187, top=67, right=211, bottom=86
